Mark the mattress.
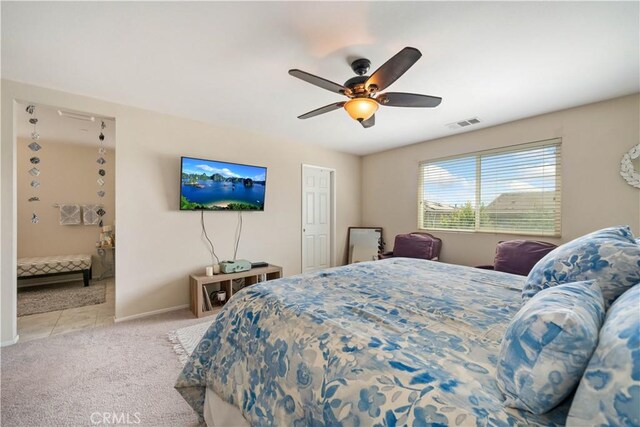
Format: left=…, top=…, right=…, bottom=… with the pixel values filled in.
left=176, top=258, right=570, bottom=426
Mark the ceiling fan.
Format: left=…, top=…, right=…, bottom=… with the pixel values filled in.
left=288, top=47, right=442, bottom=128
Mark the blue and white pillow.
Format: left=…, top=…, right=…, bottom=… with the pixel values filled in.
left=497, top=281, right=605, bottom=414
left=523, top=226, right=640, bottom=308
left=567, top=283, right=640, bottom=427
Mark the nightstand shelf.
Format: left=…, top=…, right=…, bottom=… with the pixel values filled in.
left=189, top=264, right=283, bottom=318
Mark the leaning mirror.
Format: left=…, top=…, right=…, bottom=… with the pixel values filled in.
left=348, top=227, right=384, bottom=264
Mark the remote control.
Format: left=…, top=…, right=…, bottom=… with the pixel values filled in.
left=251, top=262, right=269, bottom=268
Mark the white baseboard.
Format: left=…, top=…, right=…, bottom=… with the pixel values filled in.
left=1, top=334, right=19, bottom=347
left=114, top=304, right=189, bottom=323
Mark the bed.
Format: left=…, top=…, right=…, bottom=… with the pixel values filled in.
left=175, top=258, right=570, bottom=426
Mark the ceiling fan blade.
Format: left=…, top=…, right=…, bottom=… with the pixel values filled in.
left=289, top=69, right=350, bottom=95
left=297, top=102, right=346, bottom=119
left=365, top=47, right=422, bottom=93
left=360, top=115, right=375, bottom=128
left=377, top=92, right=442, bottom=108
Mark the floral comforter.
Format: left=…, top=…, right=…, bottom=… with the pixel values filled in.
left=175, top=258, right=570, bottom=426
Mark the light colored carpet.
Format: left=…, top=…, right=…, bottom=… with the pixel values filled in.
left=18, top=280, right=106, bottom=317
left=168, top=320, right=214, bottom=365
left=1, top=309, right=212, bottom=427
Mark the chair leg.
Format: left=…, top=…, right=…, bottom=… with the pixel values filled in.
left=82, top=269, right=90, bottom=287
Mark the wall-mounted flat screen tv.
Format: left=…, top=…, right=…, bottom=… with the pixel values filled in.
left=180, top=156, right=267, bottom=211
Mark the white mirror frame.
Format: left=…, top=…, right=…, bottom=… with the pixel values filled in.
left=347, top=227, right=383, bottom=264
left=620, top=144, right=640, bottom=189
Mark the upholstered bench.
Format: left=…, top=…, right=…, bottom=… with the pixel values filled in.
left=17, top=254, right=92, bottom=286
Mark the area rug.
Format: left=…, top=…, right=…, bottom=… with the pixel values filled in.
left=168, top=318, right=215, bottom=365
left=17, top=280, right=106, bottom=317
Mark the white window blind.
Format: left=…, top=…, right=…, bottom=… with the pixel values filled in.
left=419, top=138, right=561, bottom=236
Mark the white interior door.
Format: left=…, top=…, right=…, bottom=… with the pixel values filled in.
left=302, top=166, right=332, bottom=272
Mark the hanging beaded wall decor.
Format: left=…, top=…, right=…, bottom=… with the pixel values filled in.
left=97, top=121, right=107, bottom=226
left=26, top=105, right=41, bottom=223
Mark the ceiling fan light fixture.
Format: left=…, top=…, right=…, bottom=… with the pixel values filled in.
left=344, top=98, right=378, bottom=122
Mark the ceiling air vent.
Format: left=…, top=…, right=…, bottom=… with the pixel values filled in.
left=447, top=117, right=481, bottom=130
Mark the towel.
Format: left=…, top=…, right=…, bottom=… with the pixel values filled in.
left=82, top=204, right=102, bottom=225
left=59, top=204, right=81, bottom=225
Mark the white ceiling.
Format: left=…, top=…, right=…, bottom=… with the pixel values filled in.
left=2, top=2, right=638, bottom=155
left=16, top=103, right=116, bottom=149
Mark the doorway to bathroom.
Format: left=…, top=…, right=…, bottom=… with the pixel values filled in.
left=16, top=103, right=116, bottom=341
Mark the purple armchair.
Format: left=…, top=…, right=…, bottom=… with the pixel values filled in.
left=477, top=240, right=557, bottom=276
left=379, top=232, right=442, bottom=261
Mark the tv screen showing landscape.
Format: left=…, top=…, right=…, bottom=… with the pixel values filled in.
left=180, top=157, right=267, bottom=211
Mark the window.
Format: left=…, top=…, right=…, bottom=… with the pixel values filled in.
left=419, top=138, right=561, bottom=236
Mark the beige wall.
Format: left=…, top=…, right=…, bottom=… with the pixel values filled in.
left=1, top=80, right=362, bottom=343
left=17, top=140, right=115, bottom=274
left=2, top=79, right=637, bottom=345
left=363, top=94, right=640, bottom=267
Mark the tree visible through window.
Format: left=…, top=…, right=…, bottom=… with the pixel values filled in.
left=419, top=139, right=561, bottom=236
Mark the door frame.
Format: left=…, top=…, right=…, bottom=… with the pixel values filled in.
left=2, top=99, right=117, bottom=346
left=301, top=164, right=336, bottom=272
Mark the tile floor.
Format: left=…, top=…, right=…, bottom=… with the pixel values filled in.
left=17, top=278, right=115, bottom=343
